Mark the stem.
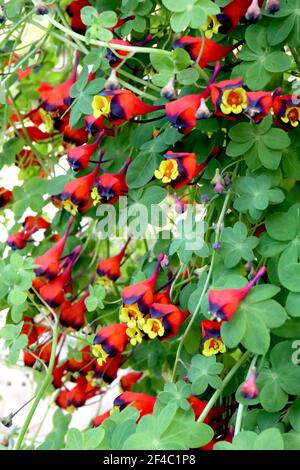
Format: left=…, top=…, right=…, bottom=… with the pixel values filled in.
left=118, top=78, right=159, bottom=101
left=46, top=16, right=172, bottom=56
left=118, top=69, right=161, bottom=92
left=15, top=321, right=59, bottom=450
left=234, top=354, right=257, bottom=436
left=197, top=350, right=251, bottom=423
left=171, top=191, right=232, bottom=381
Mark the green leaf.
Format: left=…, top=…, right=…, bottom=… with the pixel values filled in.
left=65, top=428, right=84, bottom=450
left=264, top=52, right=292, bottom=73
left=8, top=287, right=27, bottom=306
left=80, top=6, right=98, bottom=26
left=188, top=355, right=223, bottom=395
left=126, top=152, right=160, bottom=189
left=289, top=398, right=300, bottom=433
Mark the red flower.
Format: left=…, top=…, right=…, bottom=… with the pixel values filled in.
left=93, top=354, right=122, bottom=383
left=210, top=77, right=247, bottom=119
left=34, top=216, right=73, bottom=279
left=92, top=157, right=131, bottom=205
left=148, top=302, right=189, bottom=341
left=114, top=391, right=156, bottom=418
left=173, top=36, right=237, bottom=69
left=7, top=215, right=50, bottom=250
left=208, top=266, right=266, bottom=321
left=0, top=187, right=13, bottom=209
left=84, top=115, right=105, bottom=135
left=121, top=254, right=164, bottom=313
left=56, top=376, right=100, bottom=411
left=201, top=320, right=226, bottom=357
left=245, top=91, right=274, bottom=122
left=106, top=39, right=131, bottom=68
left=120, top=371, right=143, bottom=391
left=188, top=396, right=226, bottom=429
left=97, top=238, right=131, bottom=282
left=273, top=94, right=300, bottom=130
left=93, top=411, right=111, bottom=427
left=52, top=156, right=103, bottom=215
left=66, top=0, right=90, bottom=35
left=60, top=290, right=89, bottom=330
left=67, top=345, right=92, bottom=373
left=67, top=131, right=105, bottom=171
left=92, top=324, right=128, bottom=366
left=92, top=89, right=164, bottom=125
left=166, top=93, right=207, bottom=134
left=39, top=247, right=81, bottom=307
left=54, top=113, right=89, bottom=145
left=39, top=52, right=80, bottom=114
left=217, top=0, right=264, bottom=33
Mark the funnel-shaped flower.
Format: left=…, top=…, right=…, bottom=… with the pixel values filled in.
left=211, top=78, right=247, bottom=119
left=60, top=291, right=89, bottom=330
left=54, top=113, right=89, bottom=145
left=56, top=376, right=100, bottom=411
left=106, top=39, right=131, bottom=67
left=67, top=131, right=105, bottom=171
left=208, top=266, right=266, bottom=321
left=121, top=254, right=164, bottom=314
left=149, top=303, right=189, bottom=341
left=92, top=323, right=128, bottom=366
left=154, top=152, right=197, bottom=189
left=113, top=391, right=156, bottom=418
left=39, top=52, right=80, bottom=114
left=273, top=94, right=300, bottom=130
left=92, top=89, right=164, bottom=125
left=173, top=36, right=237, bottom=68
left=201, top=320, right=226, bottom=357
left=188, top=396, right=226, bottom=429
left=7, top=215, right=50, bottom=250
left=93, top=354, right=122, bottom=384
left=97, top=238, right=131, bottom=282
left=34, top=216, right=73, bottom=279
left=240, top=367, right=259, bottom=399
left=53, top=155, right=103, bottom=215
left=91, top=157, right=131, bottom=205
left=39, top=247, right=81, bottom=307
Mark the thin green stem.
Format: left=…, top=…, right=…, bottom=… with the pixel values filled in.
left=197, top=350, right=251, bottom=423
left=234, top=354, right=257, bottom=436
left=171, top=190, right=232, bottom=381
left=15, top=321, right=58, bottom=450
left=118, top=69, right=161, bottom=92
left=118, top=78, right=159, bottom=101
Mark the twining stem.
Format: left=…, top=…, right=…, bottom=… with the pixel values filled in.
left=118, top=69, right=161, bottom=93
left=15, top=320, right=59, bottom=450
left=118, top=78, right=159, bottom=101
left=46, top=16, right=172, bottom=56
left=234, top=354, right=257, bottom=436
left=171, top=190, right=232, bottom=381
left=197, top=350, right=251, bottom=423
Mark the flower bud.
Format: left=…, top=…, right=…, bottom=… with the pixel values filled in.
left=105, top=70, right=120, bottom=91
left=211, top=169, right=225, bottom=193
left=245, top=0, right=262, bottom=22
left=266, top=0, right=280, bottom=14
left=36, top=2, right=49, bottom=15
left=175, top=196, right=186, bottom=214
left=240, top=367, right=259, bottom=399
left=212, top=242, right=222, bottom=251
left=1, top=413, right=13, bottom=428
left=160, top=254, right=169, bottom=268
left=161, top=79, right=177, bottom=101
left=196, top=98, right=211, bottom=120
left=200, top=194, right=210, bottom=204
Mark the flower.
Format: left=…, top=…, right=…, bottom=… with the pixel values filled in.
left=211, top=168, right=225, bottom=193
left=201, top=320, right=226, bottom=357
left=266, top=0, right=280, bottom=14
left=273, top=94, right=300, bottom=130
left=34, top=216, right=73, bottom=279
left=84, top=115, right=105, bottom=134
left=67, top=131, right=105, bottom=171
left=106, top=39, right=131, bottom=67
left=53, top=155, right=103, bottom=215
left=56, top=376, right=100, bottom=411
left=60, top=290, right=89, bottom=330
left=92, top=324, right=128, bottom=366
left=154, top=158, right=180, bottom=184
left=196, top=98, right=211, bottom=120
left=39, top=247, right=81, bottom=307
left=93, top=354, right=122, bottom=383
left=92, top=157, right=131, bottom=205
left=200, top=15, right=222, bottom=38
left=38, top=51, right=80, bottom=114
left=166, top=93, right=207, bottom=134
left=97, top=238, right=131, bottom=282
left=7, top=215, right=50, bottom=250
left=149, top=302, right=189, bottom=341
left=216, top=0, right=264, bottom=33
left=66, top=0, right=91, bottom=34
left=54, top=113, right=89, bottom=145
left=173, top=36, right=237, bottom=69
left=245, top=0, right=262, bottom=21
left=120, top=371, right=143, bottom=391
left=121, top=254, right=164, bottom=313
left=92, top=89, right=164, bottom=125
left=188, top=395, right=226, bottom=429
left=211, top=78, right=247, bottom=118
left=0, top=187, right=13, bottom=209
left=208, top=266, right=266, bottom=321
left=240, top=367, right=259, bottom=399
left=245, top=91, right=274, bottom=122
